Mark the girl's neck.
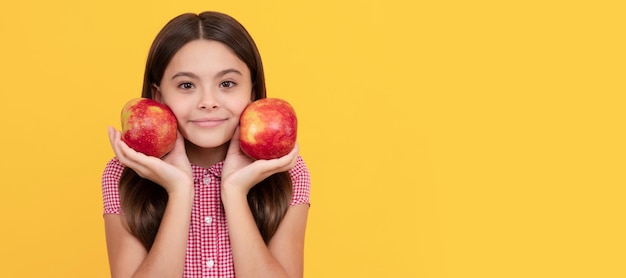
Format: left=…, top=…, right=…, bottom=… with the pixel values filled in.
left=184, top=140, right=229, bottom=169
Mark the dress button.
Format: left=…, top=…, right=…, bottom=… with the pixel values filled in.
left=204, top=176, right=211, bottom=185
left=204, top=216, right=212, bottom=225
left=206, top=259, right=215, bottom=268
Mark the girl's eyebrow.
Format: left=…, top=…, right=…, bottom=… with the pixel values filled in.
left=171, top=72, right=198, bottom=79
left=216, top=68, right=242, bottom=77
left=170, top=69, right=242, bottom=80
left=215, top=68, right=242, bottom=77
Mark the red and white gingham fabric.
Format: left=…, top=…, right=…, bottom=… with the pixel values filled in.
left=102, top=156, right=311, bottom=277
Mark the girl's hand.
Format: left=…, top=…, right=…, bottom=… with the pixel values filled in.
left=108, top=126, right=194, bottom=194
left=221, top=127, right=299, bottom=196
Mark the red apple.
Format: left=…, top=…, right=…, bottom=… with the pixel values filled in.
left=239, top=98, right=297, bottom=160
left=120, top=98, right=178, bottom=158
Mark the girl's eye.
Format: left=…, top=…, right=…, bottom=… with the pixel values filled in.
left=220, top=81, right=236, bottom=88
left=178, top=82, right=194, bottom=89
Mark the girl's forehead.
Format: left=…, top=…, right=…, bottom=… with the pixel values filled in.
left=165, top=40, right=249, bottom=75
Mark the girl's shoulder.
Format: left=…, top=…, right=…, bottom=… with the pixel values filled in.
left=289, top=156, right=311, bottom=206
left=103, top=157, right=125, bottom=179
left=289, top=156, right=310, bottom=178
left=102, top=157, right=125, bottom=193
left=102, top=157, right=124, bottom=214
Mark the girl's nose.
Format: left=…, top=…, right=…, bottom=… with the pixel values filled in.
left=199, top=90, right=219, bottom=110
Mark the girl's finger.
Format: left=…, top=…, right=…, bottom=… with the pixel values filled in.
left=250, top=142, right=300, bottom=176
left=108, top=127, right=125, bottom=159
left=162, top=131, right=184, bottom=161
left=108, top=126, right=151, bottom=175
left=226, top=126, right=241, bottom=155
left=276, top=142, right=300, bottom=172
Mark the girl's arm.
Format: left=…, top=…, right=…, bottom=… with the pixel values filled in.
left=104, top=189, right=193, bottom=277
left=221, top=192, right=308, bottom=278
left=221, top=129, right=307, bottom=278
left=104, top=214, right=147, bottom=277
left=105, top=127, right=194, bottom=277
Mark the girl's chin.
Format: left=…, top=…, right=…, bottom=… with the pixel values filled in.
left=185, top=138, right=230, bottom=150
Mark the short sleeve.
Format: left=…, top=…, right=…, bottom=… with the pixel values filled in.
left=288, top=156, right=311, bottom=206
left=102, top=158, right=125, bottom=214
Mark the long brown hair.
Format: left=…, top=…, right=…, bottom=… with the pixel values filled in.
left=119, top=11, right=292, bottom=250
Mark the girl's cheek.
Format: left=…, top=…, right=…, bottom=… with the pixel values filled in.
left=240, top=98, right=253, bottom=112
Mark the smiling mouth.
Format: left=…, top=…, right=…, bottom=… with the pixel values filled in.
left=191, top=118, right=227, bottom=128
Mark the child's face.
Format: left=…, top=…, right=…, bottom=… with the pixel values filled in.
left=155, top=39, right=253, bottom=150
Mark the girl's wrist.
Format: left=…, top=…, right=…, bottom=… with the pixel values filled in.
left=167, top=182, right=195, bottom=200
left=220, top=182, right=248, bottom=204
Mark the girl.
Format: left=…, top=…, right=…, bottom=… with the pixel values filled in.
left=102, top=11, right=311, bottom=278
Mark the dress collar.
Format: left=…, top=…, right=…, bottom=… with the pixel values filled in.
left=191, top=161, right=223, bottom=179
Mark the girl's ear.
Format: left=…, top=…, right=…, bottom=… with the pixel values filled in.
left=152, top=84, right=163, bottom=103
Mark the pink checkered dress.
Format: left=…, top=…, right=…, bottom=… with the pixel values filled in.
left=102, top=156, right=311, bottom=277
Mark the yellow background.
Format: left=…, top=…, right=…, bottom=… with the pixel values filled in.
left=0, top=0, right=624, bottom=277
